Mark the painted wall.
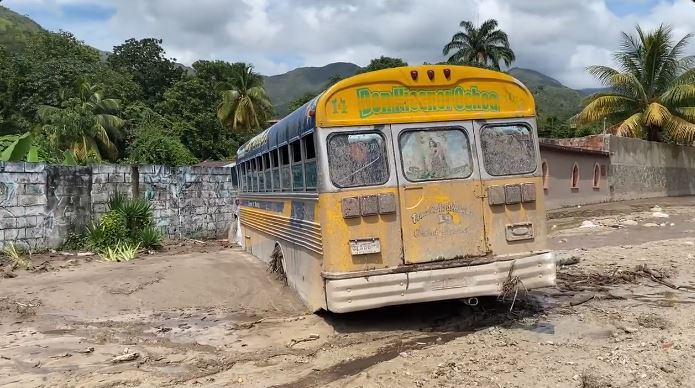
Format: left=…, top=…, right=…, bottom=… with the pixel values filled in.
left=540, top=148, right=611, bottom=209
left=608, top=137, right=695, bottom=200
left=0, top=162, right=237, bottom=251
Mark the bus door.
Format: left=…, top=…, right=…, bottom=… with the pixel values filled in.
left=391, top=122, right=488, bottom=264
left=473, top=119, right=545, bottom=256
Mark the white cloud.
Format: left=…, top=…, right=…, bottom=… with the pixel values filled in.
left=4, top=0, right=693, bottom=88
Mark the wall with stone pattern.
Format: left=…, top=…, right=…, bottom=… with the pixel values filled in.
left=0, top=162, right=237, bottom=250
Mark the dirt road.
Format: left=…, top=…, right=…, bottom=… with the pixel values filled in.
left=2, top=197, right=695, bottom=387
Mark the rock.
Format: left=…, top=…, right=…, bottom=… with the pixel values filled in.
left=579, top=220, right=599, bottom=228
left=399, top=352, right=408, bottom=358
left=111, top=353, right=139, bottom=363
left=651, top=211, right=670, bottom=218
left=558, top=238, right=568, bottom=244
left=621, top=220, right=639, bottom=226
left=660, top=365, right=675, bottom=373
left=621, top=326, right=639, bottom=334
left=555, top=254, right=580, bottom=266
left=684, top=242, right=695, bottom=246
left=669, top=223, right=675, bottom=226
left=643, top=223, right=659, bottom=227
left=650, top=206, right=662, bottom=212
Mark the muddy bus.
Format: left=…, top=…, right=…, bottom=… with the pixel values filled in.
left=235, top=65, right=556, bottom=313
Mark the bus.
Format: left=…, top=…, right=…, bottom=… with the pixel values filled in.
left=235, top=65, right=556, bottom=313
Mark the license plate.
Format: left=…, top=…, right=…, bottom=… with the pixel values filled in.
left=349, top=239, right=381, bottom=255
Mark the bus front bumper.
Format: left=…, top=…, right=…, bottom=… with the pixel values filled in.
left=325, top=252, right=556, bottom=313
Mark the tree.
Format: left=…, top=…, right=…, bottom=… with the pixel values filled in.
left=359, top=56, right=407, bottom=73
left=107, top=38, right=184, bottom=105
left=158, top=77, right=234, bottom=160
left=217, top=63, right=272, bottom=132
left=38, top=82, right=125, bottom=162
left=576, top=25, right=695, bottom=143
left=443, top=19, right=515, bottom=70
left=287, top=92, right=318, bottom=112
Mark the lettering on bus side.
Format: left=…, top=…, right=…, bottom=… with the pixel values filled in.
left=240, top=199, right=284, bottom=213
left=410, top=202, right=472, bottom=224
left=355, top=86, right=500, bottom=119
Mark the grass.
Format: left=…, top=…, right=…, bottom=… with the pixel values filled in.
left=2, top=243, right=33, bottom=270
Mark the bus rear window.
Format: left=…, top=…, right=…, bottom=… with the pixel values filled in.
left=481, top=124, right=536, bottom=176
left=328, top=133, right=389, bottom=188
left=399, top=128, right=473, bottom=181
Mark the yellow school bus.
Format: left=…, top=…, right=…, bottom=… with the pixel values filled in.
left=235, top=65, right=556, bottom=313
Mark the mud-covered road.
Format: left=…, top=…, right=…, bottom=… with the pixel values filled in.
left=2, top=197, right=695, bottom=387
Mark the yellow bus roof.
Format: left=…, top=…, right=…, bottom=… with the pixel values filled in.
left=315, top=65, right=535, bottom=128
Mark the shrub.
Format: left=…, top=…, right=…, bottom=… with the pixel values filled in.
left=126, top=124, right=198, bottom=166
left=138, top=226, right=163, bottom=249
left=86, top=194, right=163, bottom=258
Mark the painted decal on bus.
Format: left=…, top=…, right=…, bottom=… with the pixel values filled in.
left=355, top=86, right=500, bottom=119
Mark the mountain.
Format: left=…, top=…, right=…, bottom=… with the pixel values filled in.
left=0, top=6, right=44, bottom=52
left=508, top=68, right=584, bottom=124
left=263, top=62, right=361, bottom=117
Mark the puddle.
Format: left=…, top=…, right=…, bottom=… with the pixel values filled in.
left=270, top=332, right=468, bottom=388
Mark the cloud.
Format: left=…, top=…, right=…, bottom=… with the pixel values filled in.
left=4, top=0, right=693, bottom=88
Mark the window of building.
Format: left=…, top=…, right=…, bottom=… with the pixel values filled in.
left=593, top=163, right=600, bottom=189
left=328, top=132, right=389, bottom=188
left=399, top=128, right=473, bottom=182
left=541, top=161, right=549, bottom=190
left=571, top=162, right=580, bottom=190
left=481, top=124, right=536, bottom=176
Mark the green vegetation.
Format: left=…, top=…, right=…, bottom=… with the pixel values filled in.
left=0, top=6, right=43, bottom=52
left=443, top=19, right=515, bottom=70
left=86, top=194, right=163, bottom=261
left=577, top=25, right=695, bottom=143
left=0, top=6, right=271, bottom=164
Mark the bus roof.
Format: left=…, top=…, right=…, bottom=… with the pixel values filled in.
left=236, top=65, right=534, bottom=161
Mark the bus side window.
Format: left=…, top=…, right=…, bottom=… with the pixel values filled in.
left=271, top=149, right=280, bottom=192
left=256, top=155, right=264, bottom=192
left=291, top=139, right=304, bottom=191
left=239, top=163, right=246, bottom=192
left=280, top=144, right=291, bottom=192
left=304, top=134, right=317, bottom=191
left=263, top=153, right=271, bottom=192
left=245, top=161, right=251, bottom=192
left=250, top=158, right=257, bottom=192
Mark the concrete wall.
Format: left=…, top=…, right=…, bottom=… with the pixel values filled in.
left=609, top=137, right=695, bottom=201
left=540, top=149, right=611, bottom=209
left=0, top=162, right=237, bottom=250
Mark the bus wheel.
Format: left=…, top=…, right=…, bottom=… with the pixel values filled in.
left=268, top=243, right=287, bottom=284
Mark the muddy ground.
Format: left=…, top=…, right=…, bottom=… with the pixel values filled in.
left=2, top=197, right=695, bottom=387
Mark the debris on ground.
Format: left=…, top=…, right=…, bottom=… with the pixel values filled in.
left=287, top=334, right=320, bottom=348
left=111, top=352, right=140, bottom=363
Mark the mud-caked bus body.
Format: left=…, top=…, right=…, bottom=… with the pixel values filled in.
left=235, top=65, right=556, bottom=313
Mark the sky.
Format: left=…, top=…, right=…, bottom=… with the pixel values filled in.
left=4, top=0, right=694, bottom=89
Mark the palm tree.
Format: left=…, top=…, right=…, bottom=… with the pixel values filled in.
left=577, top=25, right=695, bottom=143
left=217, top=63, right=272, bottom=132
left=38, top=82, right=125, bottom=161
left=443, top=19, right=515, bottom=70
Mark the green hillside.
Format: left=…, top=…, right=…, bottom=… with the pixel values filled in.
left=508, top=68, right=584, bottom=123
left=0, top=6, right=44, bottom=52
left=263, top=62, right=361, bottom=117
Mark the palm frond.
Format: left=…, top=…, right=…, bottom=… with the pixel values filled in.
left=660, top=84, right=695, bottom=107
left=672, top=107, right=695, bottom=122
left=642, top=102, right=671, bottom=127
left=577, top=95, right=640, bottom=124
left=613, top=112, right=644, bottom=138
left=664, top=114, right=695, bottom=144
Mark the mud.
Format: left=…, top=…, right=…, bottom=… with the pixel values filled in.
left=2, top=197, right=695, bottom=387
